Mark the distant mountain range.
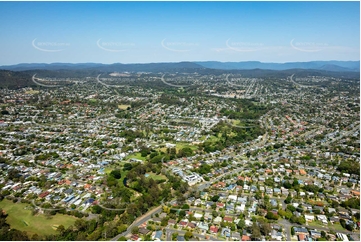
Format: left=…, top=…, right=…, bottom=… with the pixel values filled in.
left=0, top=60, right=359, bottom=72
left=195, top=61, right=360, bottom=72
left=0, top=62, right=206, bottom=73
left=0, top=60, right=359, bottom=89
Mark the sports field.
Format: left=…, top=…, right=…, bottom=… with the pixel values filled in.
left=0, top=199, right=77, bottom=236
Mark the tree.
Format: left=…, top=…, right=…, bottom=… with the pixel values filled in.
left=291, top=227, right=295, bottom=236
left=297, top=216, right=306, bottom=225
left=278, top=209, right=286, bottom=218
left=290, top=215, right=298, bottom=224
left=74, top=219, right=87, bottom=231
left=131, top=226, right=139, bottom=234
left=266, top=211, right=279, bottom=220
left=110, top=169, right=121, bottom=179
left=57, top=225, right=65, bottom=234
left=123, top=163, right=133, bottom=171
left=182, top=204, right=190, bottom=210
left=285, top=210, right=293, bottom=220
left=236, top=179, right=244, bottom=186
left=211, top=195, right=219, bottom=202
left=284, top=195, right=292, bottom=204
left=118, top=224, right=128, bottom=234
left=337, top=160, right=360, bottom=175
left=184, top=231, right=193, bottom=240
left=177, top=147, right=194, bottom=158
left=140, top=148, right=149, bottom=157
left=254, top=191, right=262, bottom=200
left=161, top=217, right=168, bottom=226
left=237, top=219, right=245, bottom=229
left=259, top=220, right=272, bottom=236
left=92, top=205, right=102, bottom=214
left=162, top=206, right=171, bottom=214
left=340, top=219, right=346, bottom=228
left=341, top=197, right=360, bottom=209
left=197, top=164, right=211, bottom=175
left=172, top=232, right=178, bottom=241
left=345, top=223, right=354, bottom=231
left=107, top=176, right=117, bottom=187
left=331, top=200, right=339, bottom=208
left=31, top=234, right=41, bottom=241
left=251, top=223, right=261, bottom=240
left=287, top=204, right=296, bottom=212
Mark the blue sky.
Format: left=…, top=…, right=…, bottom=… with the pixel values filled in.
left=0, top=1, right=359, bottom=65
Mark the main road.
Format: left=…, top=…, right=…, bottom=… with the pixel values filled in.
left=111, top=205, right=162, bottom=241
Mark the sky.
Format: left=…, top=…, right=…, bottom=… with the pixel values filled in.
left=0, top=1, right=359, bottom=65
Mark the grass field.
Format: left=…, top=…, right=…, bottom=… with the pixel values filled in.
left=146, top=172, right=167, bottom=181
left=118, top=104, right=131, bottom=110
left=0, top=199, right=77, bottom=236
left=329, top=222, right=345, bottom=231
left=158, top=142, right=198, bottom=154
left=126, top=153, right=146, bottom=161
left=175, top=142, right=198, bottom=151
left=307, top=220, right=346, bottom=231
left=206, top=135, right=221, bottom=143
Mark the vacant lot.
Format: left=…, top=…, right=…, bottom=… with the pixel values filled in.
left=118, top=104, right=131, bottom=110
left=0, top=199, right=77, bottom=236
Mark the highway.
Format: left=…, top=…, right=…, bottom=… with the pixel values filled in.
left=32, top=74, right=63, bottom=88
left=160, top=74, right=191, bottom=88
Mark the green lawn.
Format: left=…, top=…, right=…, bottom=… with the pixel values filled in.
left=308, top=221, right=325, bottom=227
left=206, top=135, right=220, bottom=142
left=146, top=172, right=167, bottom=181
left=157, top=142, right=198, bottom=154
left=307, top=220, right=346, bottom=232
left=328, top=222, right=346, bottom=231
left=126, top=152, right=146, bottom=161
left=175, top=142, right=198, bottom=151
left=104, top=165, right=129, bottom=187
left=0, top=199, right=77, bottom=236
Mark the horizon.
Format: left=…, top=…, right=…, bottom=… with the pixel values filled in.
left=2, top=60, right=361, bottom=67
left=0, top=1, right=360, bottom=65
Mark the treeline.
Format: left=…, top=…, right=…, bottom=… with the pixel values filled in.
left=0, top=208, right=29, bottom=240
left=158, top=94, right=188, bottom=106
left=119, top=129, right=144, bottom=143
left=220, top=98, right=269, bottom=120
left=200, top=120, right=264, bottom=152
left=99, top=161, right=189, bottom=230
left=0, top=70, right=35, bottom=89
left=140, top=146, right=194, bottom=162
left=337, top=160, right=360, bottom=175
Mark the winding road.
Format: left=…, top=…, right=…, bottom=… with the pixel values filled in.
left=160, top=74, right=192, bottom=88
left=32, top=74, right=64, bottom=88
left=111, top=206, right=162, bottom=241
